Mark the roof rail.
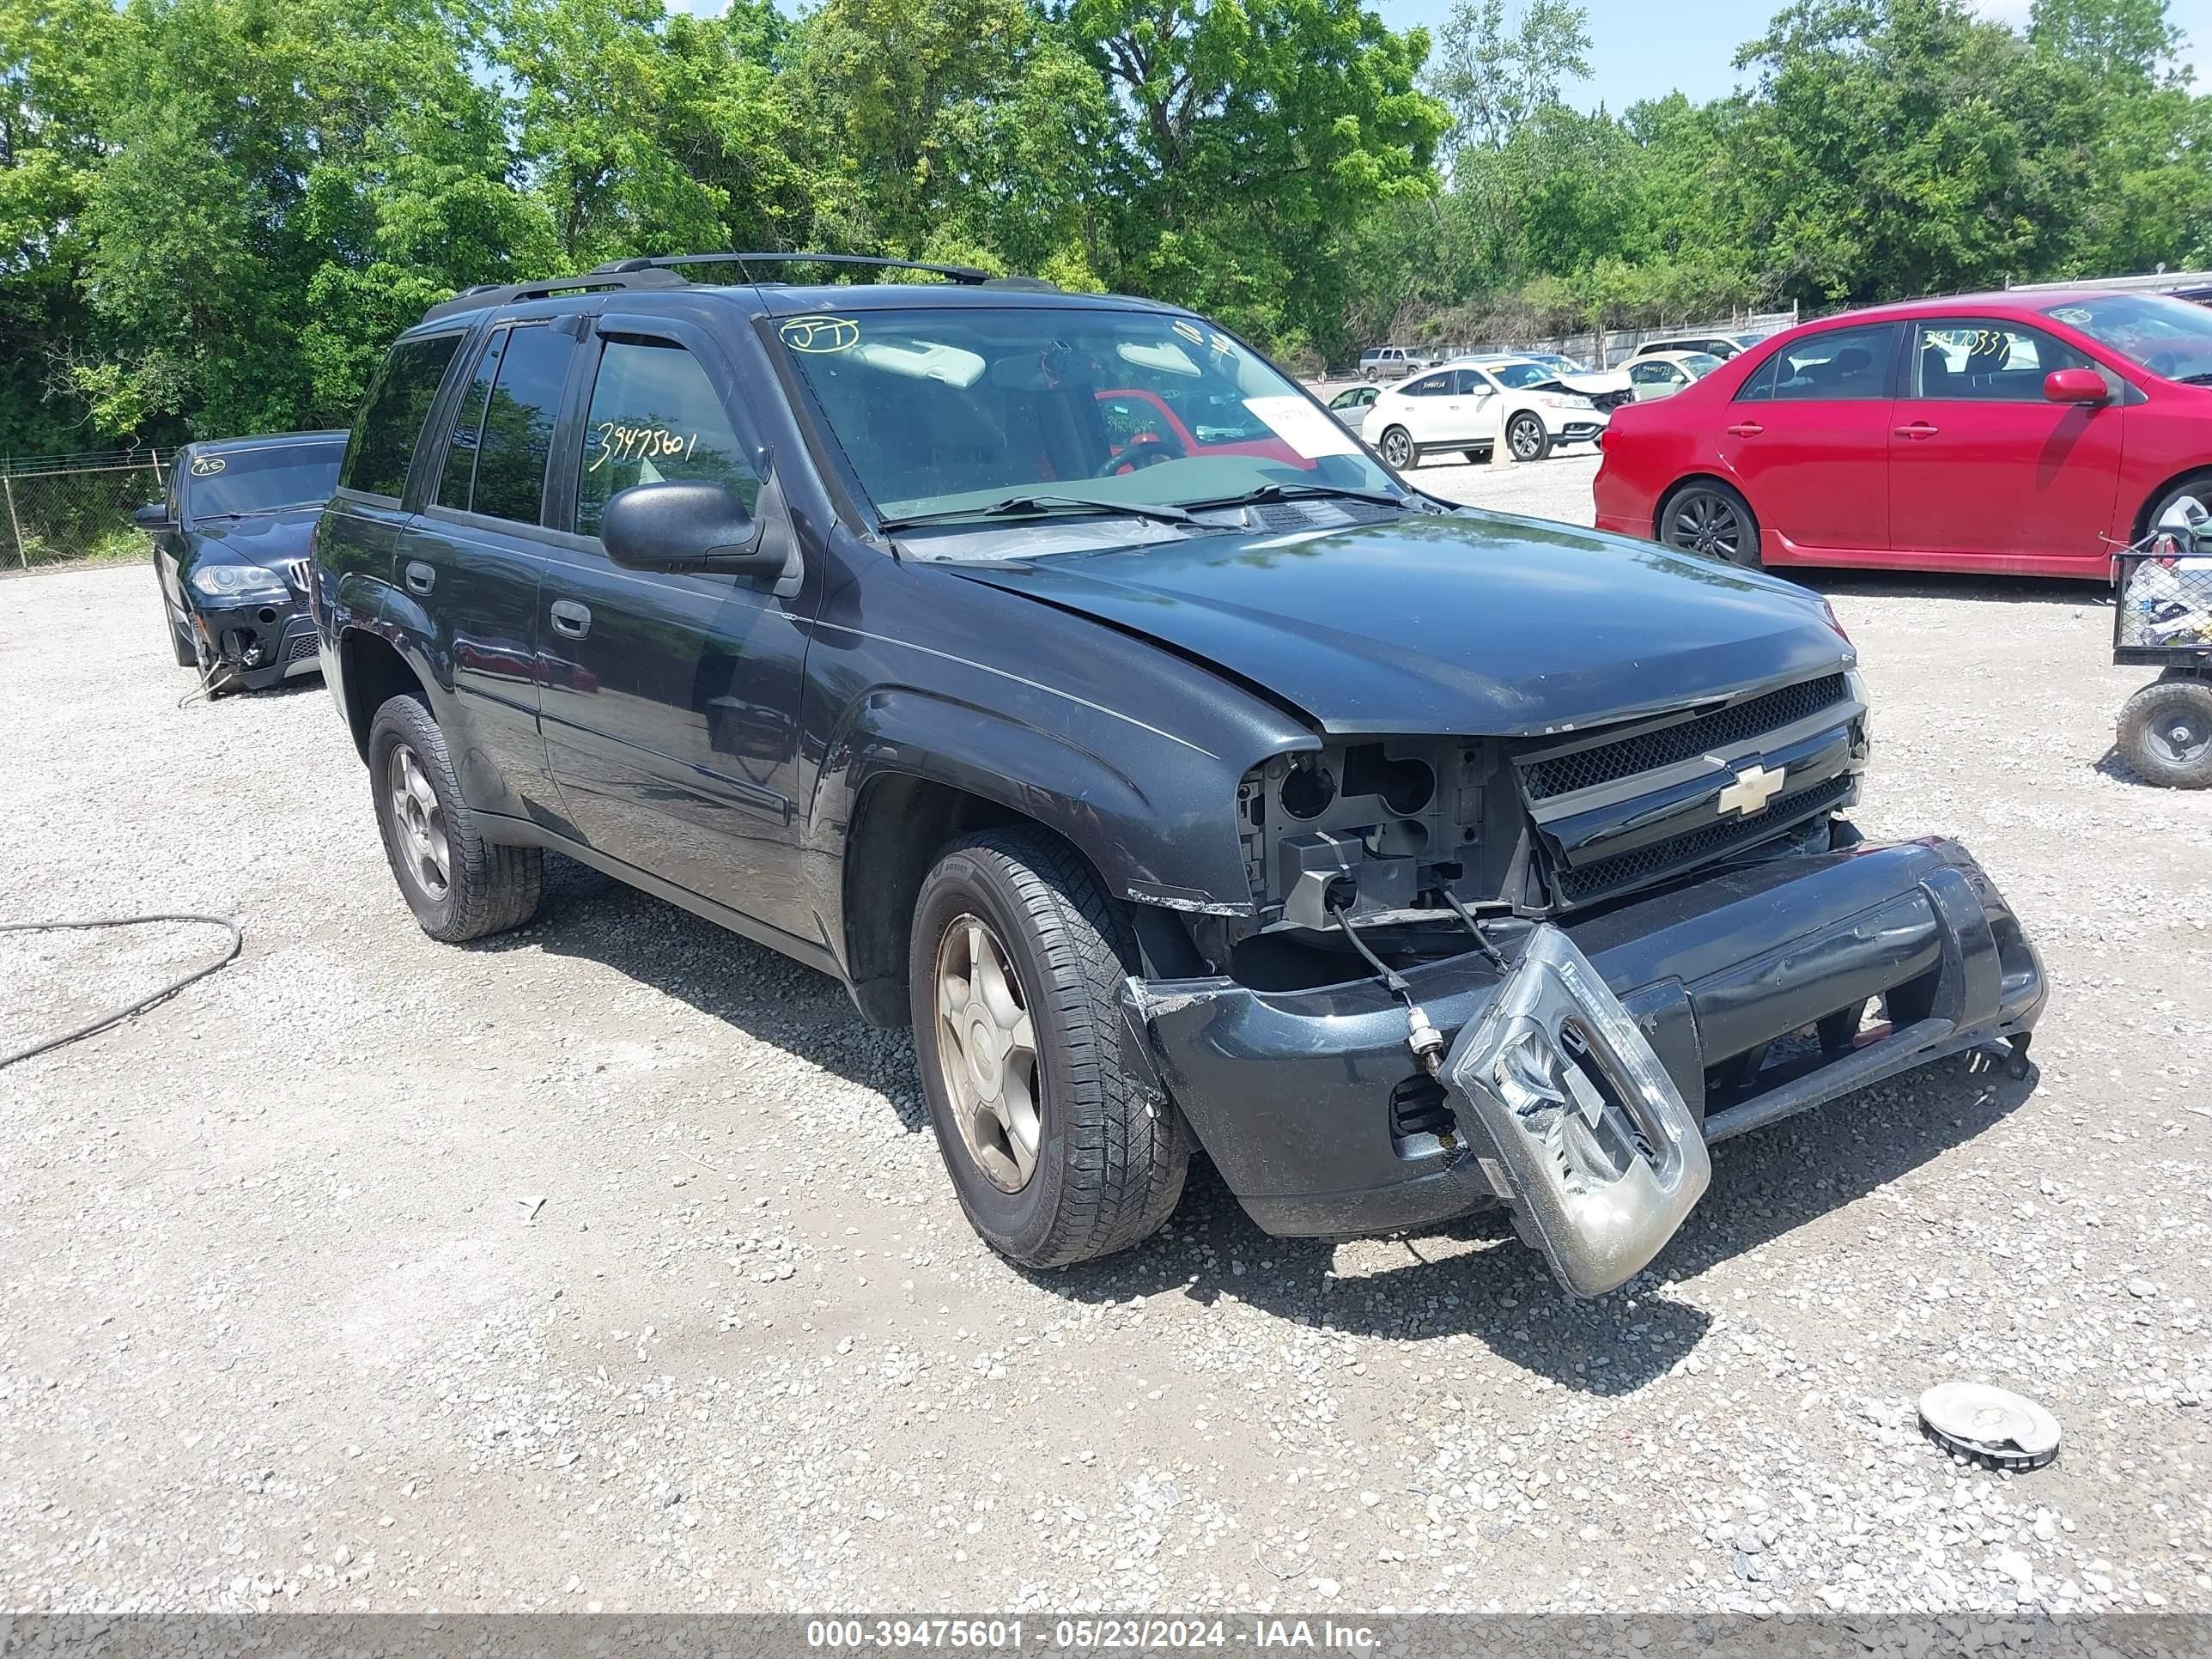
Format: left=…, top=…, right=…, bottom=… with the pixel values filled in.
left=420, top=265, right=687, bottom=324
left=593, top=252, right=995, bottom=286
left=418, top=251, right=1054, bottom=327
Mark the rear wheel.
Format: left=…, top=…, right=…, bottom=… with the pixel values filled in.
left=368, top=693, right=543, bottom=940
left=1506, top=412, right=1550, bottom=463
left=1378, top=426, right=1415, bottom=470
left=2118, top=676, right=2212, bottom=788
left=2144, top=471, right=2212, bottom=543
left=1660, top=479, right=1761, bottom=568
left=909, top=827, right=1186, bottom=1269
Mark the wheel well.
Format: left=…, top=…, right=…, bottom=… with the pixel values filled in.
left=337, top=629, right=428, bottom=763
left=2133, top=467, right=2212, bottom=541
left=841, top=775, right=1029, bottom=1027
left=1653, top=473, right=1749, bottom=538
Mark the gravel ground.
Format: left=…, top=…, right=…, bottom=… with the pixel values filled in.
left=3, top=475, right=2209, bottom=1620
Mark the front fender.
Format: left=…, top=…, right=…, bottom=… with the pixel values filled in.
left=823, top=686, right=1255, bottom=910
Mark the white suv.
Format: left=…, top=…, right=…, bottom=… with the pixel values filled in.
left=1360, top=358, right=1607, bottom=468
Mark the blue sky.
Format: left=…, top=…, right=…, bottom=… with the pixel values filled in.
left=1366, top=0, right=2212, bottom=109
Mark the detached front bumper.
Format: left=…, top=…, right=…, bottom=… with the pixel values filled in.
left=1123, top=836, right=2044, bottom=1278
left=190, top=596, right=321, bottom=692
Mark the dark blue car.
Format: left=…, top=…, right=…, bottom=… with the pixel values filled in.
left=137, top=430, right=346, bottom=692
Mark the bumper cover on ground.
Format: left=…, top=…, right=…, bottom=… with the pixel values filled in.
left=1122, top=837, right=2045, bottom=1255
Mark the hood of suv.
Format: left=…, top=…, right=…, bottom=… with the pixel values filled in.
left=944, top=512, right=1851, bottom=736
left=187, top=505, right=321, bottom=572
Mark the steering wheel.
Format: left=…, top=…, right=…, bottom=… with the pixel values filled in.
left=2148, top=349, right=2182, bottom=378
left=1097, top=428, right=1183, bottom=477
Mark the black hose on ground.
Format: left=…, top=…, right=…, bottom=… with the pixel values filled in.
left=0, top=914, right=244, bottom=1069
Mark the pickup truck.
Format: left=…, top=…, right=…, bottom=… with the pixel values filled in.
left=309, top=253, right=2046, bottom=1295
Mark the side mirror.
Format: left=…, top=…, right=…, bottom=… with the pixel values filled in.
left=599, top=479, right=779, bottom=576
left=2043, top=368, right=2109, bottom=404
left=133, top=502, right=176, bottom=533
left=2157, top=495, right=2209, bottom=543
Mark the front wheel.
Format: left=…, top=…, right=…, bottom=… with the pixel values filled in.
left=2118, top=677, right=2212, bottom=787
left=909, top=827, right=1186, bottom=1269
left=1507, top=412, right=1550, bottom=463
left=166, top=604, right=198, bottom=668
left=2146, top=471, right=2212, bottom=544
left=1377, top=426, right=1415, bottom=470
left=1660, top=480, right=1761, bottom=568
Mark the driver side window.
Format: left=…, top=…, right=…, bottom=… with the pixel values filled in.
left=574, top=338, right=760, bottom=538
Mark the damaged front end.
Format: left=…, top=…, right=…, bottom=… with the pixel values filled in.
left=1121, top=835, right=2045, bottom=1297
left=188, top=559, right=321, bottom=693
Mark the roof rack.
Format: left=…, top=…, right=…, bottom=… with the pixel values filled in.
left=419, top=251, right=1056, bottom=325
left=592, top=252, right=994, bottom=286
left=420, top=265, right=688, bottom=324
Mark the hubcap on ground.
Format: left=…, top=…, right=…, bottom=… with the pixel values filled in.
left=934, top=913, right=1041, bottom=1194
left=387, top=743, right=451, bottom=899
left=1669, top=492, right=1745, bottom=561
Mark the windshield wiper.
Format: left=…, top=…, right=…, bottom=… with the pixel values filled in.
left=2174, top=371, right=2212, bottom=386
left=878, top=493, right=1194, bottom=531
left=1178, top=481, right=1414, bottom=513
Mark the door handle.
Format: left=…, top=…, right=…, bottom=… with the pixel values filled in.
left=549, top=599, right=592, bottom=641
left=404, top=561, right=434, bottom=595
left=1724, top=422, right=1764, bottom=437
left=1893, top=422, right=1940, bottom=439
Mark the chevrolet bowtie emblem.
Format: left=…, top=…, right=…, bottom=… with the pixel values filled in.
left=1717, top=762, right=1782, bottom=817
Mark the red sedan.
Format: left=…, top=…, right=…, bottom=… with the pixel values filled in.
left=1593, top=289, right=2212, bottom=578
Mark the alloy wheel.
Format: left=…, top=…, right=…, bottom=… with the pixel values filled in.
left=1667, top=490, right=1749, bottom=563
left=1381, top=428, right=1413, bottom=469
left=933, top=912, right=1042, bottom=1194
left=387, top=742, right=452, bottom=899
left=1510, top=416, right=1543, bottom=459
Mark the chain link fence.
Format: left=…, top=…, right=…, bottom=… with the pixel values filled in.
left=0, top=450, right=170, bottom=568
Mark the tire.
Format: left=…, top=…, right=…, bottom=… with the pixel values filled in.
left=1377, top=426, right=1416, bottom=470
left=1659, top=479, right=1761, bottom=568
left=1506, top=412, right=1551, bottom=463
left=2118, top=677, right=2212, bottom=787
left=367, top=693, right=543, bottom=940
left=908, top=827, right=1187, bottom=1269
left=2144, top=471, right=2212, bottom=544
left=166, top=604, right=198, bottom=667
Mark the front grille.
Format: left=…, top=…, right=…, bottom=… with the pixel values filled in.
left=1555, top=773, right=1854, bottom=903
left=283, top=558, right=312, bottom=593
left=1519, top=672, right=1850, bottom=801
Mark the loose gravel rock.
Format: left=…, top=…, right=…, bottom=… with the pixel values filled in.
left=2, top=479, right=2209, bottom=1615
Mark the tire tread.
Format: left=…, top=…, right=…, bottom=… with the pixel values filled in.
left=929, top=828, right=1185, bottom=1268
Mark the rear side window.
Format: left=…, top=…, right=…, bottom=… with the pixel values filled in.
left=470, top=324, right=578, bottom=525
left=340, top=333, right=463, bottom=500
left=574, top=338, right=759, bottom=538
left=1735, top=324, right=1899, bottom=403
left=1403, top=371, right=1452, bottom=397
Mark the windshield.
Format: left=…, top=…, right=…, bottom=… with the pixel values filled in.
left=185, top=441, right=344, bottom=519
left=777, top=306, right=1401, bottom=525
left=2044, top=292, right=2212, bottom=382
left=1489, top=362, right=1553, bottom=390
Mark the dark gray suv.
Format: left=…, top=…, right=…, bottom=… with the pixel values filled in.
left=310, top=253, right=2045, bottom=1295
